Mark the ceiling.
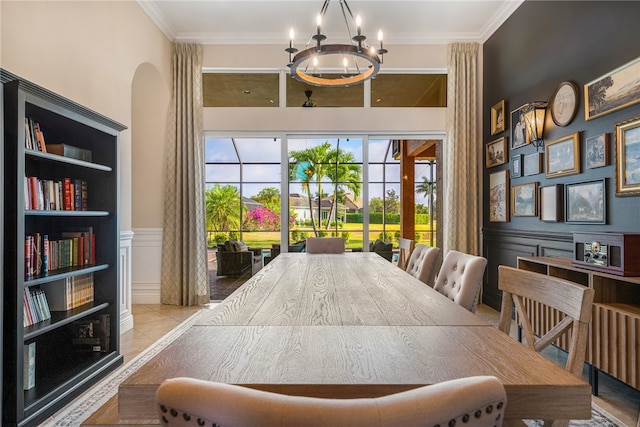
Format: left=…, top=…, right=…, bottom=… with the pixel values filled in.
left=138, top=0, right=523, bottom=45
left=138, top=0, right=523, bottom=107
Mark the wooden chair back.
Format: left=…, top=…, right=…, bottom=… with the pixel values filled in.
left=497, top=265, right=594, bottom=378
left=396, top=238, right=414, bottom=270
left=498, top=266, right=594, bottom=427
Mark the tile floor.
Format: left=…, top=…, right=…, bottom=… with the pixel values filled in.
left=84, top=303, right=639, bottom=426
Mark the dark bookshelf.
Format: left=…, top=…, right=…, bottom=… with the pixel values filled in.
left=2, top=72, right=126, bottom=426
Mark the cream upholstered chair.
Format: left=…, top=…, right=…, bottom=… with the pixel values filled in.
left=396, top=237, right=414, bottom=270
left=405, top=244, right=441, bottom=287
left=305, top=237, right=345, bottom=253
left=433, top=250, right=487, bottom=313
left=157, top=376, right=506, bottom=427
left=498, top=265, right=594, bottom=427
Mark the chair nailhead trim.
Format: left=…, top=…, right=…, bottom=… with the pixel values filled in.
left=183, top=413, right=191, bottom=421
left=462, top=413, right=470, bottom=422
left=161, top=415, right=168, bottom=424
left=448, top=419, right=456, bottom=427
left=486, top=404, right=493, bottom=414
left=160, top=405, right=167, bottom=413
left=474, top=410, right=482, bottom=418
left=170, top=408, right=178, bottom=417
left=197, top=418, right=206, bottom=426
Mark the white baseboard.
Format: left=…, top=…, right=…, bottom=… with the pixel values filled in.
left=132, top=228, right=163, bottom=304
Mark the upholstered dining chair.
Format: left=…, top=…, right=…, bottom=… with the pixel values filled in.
left=405, top=244, right=441, bottom=287
left=157, top=376, right=506, bottom=427
left=497, top=265, right=594, bottom=427
left=396, top=237, right=414, bottom=270
left=433, top=250, right=487, bottom=313
left=305, top=237, right=346, bottom=253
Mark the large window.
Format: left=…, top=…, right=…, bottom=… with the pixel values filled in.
left=205, top=137, right=282, bottom=248
left=205, top=136, right=438, bottom=252
left=288, top=138, right=364, bottom=249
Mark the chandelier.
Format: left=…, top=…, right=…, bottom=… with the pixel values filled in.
left=285, top=0, right=387, bottom=87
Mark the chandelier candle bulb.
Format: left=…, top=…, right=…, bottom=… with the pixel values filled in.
left=356, top=15, right=362, bottom=35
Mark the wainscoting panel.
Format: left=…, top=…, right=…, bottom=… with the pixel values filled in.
left=482, top=229, right=573, bottom=310
left=132, top=228, right=163, bottom=304
left=120, top=230, right=135, bottom=333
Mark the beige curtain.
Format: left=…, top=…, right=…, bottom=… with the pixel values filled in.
left=160, top=43, right=209, bottom=306
left=443, top=43, right=480, bottom=255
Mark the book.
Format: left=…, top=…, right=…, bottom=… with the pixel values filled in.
left=46, top=143, right=92, bottom=162
left=43, top=273, right=94, bottom=311
left=23, top=342, right=36, bottom=390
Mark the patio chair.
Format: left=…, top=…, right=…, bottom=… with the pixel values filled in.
left=216, top=240, right=262, bottom=276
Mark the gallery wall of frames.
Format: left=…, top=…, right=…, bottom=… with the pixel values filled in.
left=481, top=0, right=640, bottom=309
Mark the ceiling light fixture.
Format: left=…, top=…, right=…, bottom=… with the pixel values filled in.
left=285, top=0, right=387, bottom=88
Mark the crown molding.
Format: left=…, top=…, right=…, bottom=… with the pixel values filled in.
left=137, top=0, right=177, bottom=41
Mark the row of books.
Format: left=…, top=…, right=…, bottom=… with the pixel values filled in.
left=25, top=229, right=96, bottom=279
left=45, top=273, right=95, bottom=311
left=25, top=176, right=88, bottom=211
left=25, top=117, right=93, bottom=162
left=23, top=287, right=51, bottom=327
left=23, top=273, right=95, bottom=326
left=24, top=118, right=47, bottom=152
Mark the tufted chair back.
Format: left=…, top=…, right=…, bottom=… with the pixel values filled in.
left=157, top=376, right=506, bottom=427
left=405, top=244, right=441, bottom=287
left=433, top=250, right=487, bottom=313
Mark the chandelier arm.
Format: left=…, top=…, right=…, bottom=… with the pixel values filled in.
left=339, top=0, right=355, bottom=42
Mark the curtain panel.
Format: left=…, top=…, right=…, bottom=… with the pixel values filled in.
left=160, top=43, right=209, bottom=306
left=443, top=43, right=480, bottom=255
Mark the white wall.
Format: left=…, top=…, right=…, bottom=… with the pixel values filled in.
left=1, top=0, right=172, bottom=315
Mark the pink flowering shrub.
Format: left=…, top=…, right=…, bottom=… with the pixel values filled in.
left=244, top=206, right=280, bottom=231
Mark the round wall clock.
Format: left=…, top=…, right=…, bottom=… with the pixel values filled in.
left=550, top=81, right=579, bottom=127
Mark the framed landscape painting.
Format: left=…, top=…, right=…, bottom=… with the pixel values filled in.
left=546, top=132, right=581, bottom=178
left=586, top=133, right=609, bottom=169
left=512, top=182, right=538, bottom=217
left=615, top=115, right=640, bottom=196
left=565, top=179, right=606, bottom=224
left=585, top=56, right=640, bottom=121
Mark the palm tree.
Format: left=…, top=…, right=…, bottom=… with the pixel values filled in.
left=290, top=142, right=363, bottom=232
left=205, top=184, right=241, bottom=232
left=416, top=176, right=436, bottom=218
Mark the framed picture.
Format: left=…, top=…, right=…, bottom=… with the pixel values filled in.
left=550, top=81, right=579, bottom=127
left=540, top=184, right=563, bottom=222
left=524, top=152, right=543, bottom=176
left=489, top=170, right=509, bottom=222
left=485, top=137, right=507, bottom=168
left=511, top=154, right=522, bottom=178
left=511, top=182, right=538, bottom=217
left=585, top=56, right=640, bottom=121
left=545, top=132, right=581, bottom=178
left=510, top=105, right=529, bottom=149
left=491, top=100, right=506, bottom=135
left=615, top=115, right=640, bottom=196
left=565, top=179, right=606, bottom=224
left=586, top=133, right=609, bottom=169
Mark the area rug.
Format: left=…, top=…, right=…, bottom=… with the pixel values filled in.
left=209, top=269, right=248, bottom=300
left=39, top=308, right=212, bottom=427
left=525, top=402, right=629, bottom=426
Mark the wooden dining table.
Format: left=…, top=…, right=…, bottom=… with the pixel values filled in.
left=119, top=252, right=591, bottom=423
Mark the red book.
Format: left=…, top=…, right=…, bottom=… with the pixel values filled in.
left=63, top=178, right=72, bottom=210
left=28, top=177, right=38, bottom=210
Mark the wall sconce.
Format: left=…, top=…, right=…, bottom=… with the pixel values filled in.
left=522, top=101, right=547, bottom=150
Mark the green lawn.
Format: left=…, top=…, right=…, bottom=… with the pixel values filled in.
left=209, top=222, right=437, bottom=250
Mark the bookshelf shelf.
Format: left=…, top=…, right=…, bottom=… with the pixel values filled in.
left=2, top=75, right=126, bottom=426
left=26, top=149, right=112, bottom=171
left=24, top=263, right=109, bottom=286
left=23, top=302, right=110, bottom=340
